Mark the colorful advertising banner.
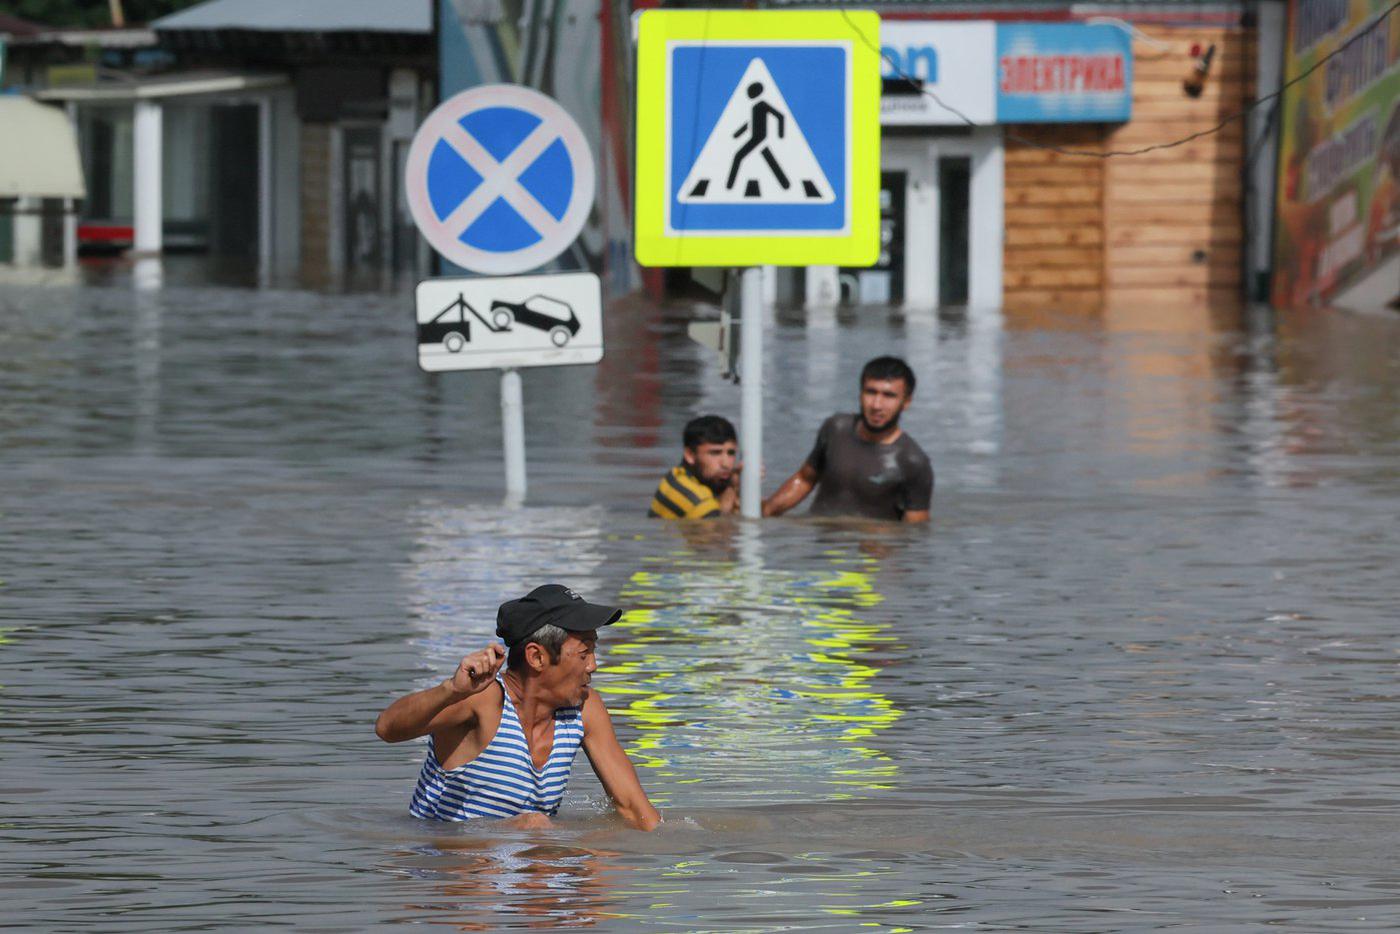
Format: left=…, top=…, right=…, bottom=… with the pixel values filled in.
left=878, top=22, right=1131, bottom=126
left=1272, top=1, right=1400, bottom=310
left=995, top=24, right=1133, bottom=123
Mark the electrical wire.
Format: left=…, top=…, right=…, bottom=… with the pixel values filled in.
left=1075, top=15, right=1176, bottom=52
left=842, top=1, right=1399, bottom=159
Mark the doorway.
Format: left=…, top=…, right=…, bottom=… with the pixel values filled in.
left=342, top=126, right=384, bottom=283
left=879, top=130, right=1003, bottom=311
left=210, top=104, right=260, bottom=258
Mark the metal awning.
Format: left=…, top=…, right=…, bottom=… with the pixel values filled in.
left=34, top=70, right=286, bottom=102
left=153, top=0, right=431, bottom=33
left=0, top=97, right=85, bottom=199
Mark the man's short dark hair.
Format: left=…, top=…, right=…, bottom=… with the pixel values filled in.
left=683, top=415, right=737, bottom=450
left=860, top=356, right=916, bottom=396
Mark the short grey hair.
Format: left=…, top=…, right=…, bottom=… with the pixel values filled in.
left=507, top=623, right=570, bottom=671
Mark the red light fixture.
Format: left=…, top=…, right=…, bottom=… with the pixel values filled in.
left=1183, top=43, right=1216, bottom=98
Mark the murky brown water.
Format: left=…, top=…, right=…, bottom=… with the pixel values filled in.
left=3, top=272, right=1400, bottom=930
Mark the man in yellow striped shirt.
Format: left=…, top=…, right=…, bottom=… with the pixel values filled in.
left=647, top=415, right=740, bottom=519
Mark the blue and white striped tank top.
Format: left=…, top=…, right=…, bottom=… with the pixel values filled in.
left=409, top=677, right=585, bottom=821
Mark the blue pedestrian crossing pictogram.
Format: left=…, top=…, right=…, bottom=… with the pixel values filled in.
left=667, top=44, right=849, bottom=236
left=405, top=85, right=595, bottom=275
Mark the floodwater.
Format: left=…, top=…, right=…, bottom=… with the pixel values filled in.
left=3, top=269, right=1400, bottom=931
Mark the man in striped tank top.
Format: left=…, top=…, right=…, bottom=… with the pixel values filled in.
left=376, top=585, right=660, bottom=831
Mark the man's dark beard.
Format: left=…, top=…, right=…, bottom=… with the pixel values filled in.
left=859, top=409, right=901, bottom=435
left=695, top=469, right=731, bottom=495
left=684, top=460, right=731, bottom=494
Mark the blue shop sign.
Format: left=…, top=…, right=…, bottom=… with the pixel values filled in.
left=996, top=24, right=1132, bottom=123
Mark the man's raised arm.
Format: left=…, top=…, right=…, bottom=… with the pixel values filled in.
left=762, top=461, right=818, bottom=517
left=375, top=644, right=504, bottom=743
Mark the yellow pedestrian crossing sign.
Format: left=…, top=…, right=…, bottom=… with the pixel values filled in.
left=634, top=10, right=882, bottom=268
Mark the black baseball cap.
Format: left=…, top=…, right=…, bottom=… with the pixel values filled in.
left=495, top=584, right=622, bottom=648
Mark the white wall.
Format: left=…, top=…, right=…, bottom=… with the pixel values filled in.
left=162, top=103, right=210, bottom=224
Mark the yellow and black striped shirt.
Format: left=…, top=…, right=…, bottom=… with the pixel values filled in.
left=647, top=464, right=722, bottom=519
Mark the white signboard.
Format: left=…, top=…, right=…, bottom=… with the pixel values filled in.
left=880, top=22, right=996, bottom=126
left=415, top=272, right=603, bottom=372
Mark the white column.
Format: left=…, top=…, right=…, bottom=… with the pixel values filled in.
left=63, top=201, right=78, bottom=267
left=903, top=166, right=939, bottom=310
left=804, top=265, right=840, bottom=310
left=739, top=266, right=764, bottom=518
left=63, top=103, right=80, bottom=268
left=968, top=128, right=1004, bottom=322
left=12, top=197, right=42, bottom=267
left=500, top=368, right=526, bottom=504
left=133, top=99, right=163, bottom=255
left=133, top=256, right=163, bottom=291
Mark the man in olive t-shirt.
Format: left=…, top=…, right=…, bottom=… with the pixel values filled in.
left=762, top=357, right=933, bottom=523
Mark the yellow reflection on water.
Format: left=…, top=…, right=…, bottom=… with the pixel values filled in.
left=599, top=544, right=903, bottom=799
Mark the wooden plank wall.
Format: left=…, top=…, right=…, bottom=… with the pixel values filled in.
left=299, top=124, right=332, bottom=289
left=1102, top=25, right=1251, bottom=319
left=1002, top=124, right=1110, bottom=318
left=1001, top=23, right=1253, bottom=325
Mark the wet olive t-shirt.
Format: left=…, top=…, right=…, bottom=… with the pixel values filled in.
left=805, top=414, right=934, bottom=520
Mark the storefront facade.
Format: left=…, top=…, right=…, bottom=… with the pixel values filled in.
left=635, top=2, right=1263, bottom=324
left=1271, top=0, right=1398, bottom=313
left=853, top=19, right=1132, bottom=313
left=3, top=3, right=435, bottom=289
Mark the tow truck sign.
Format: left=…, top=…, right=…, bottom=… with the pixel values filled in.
left=414, top=272, right=603, bottom=372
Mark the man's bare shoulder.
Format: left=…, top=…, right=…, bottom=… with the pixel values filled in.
left=466, top=679, right=505, bottom=715
left=429, top=681, right=504, bottom=764
left=579, top=687, right=615, bottom=728
left=441, top=679, right=504, bottom=732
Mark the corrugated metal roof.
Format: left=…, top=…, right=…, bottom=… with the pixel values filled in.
left=153, top=0, right=431, bottom=34
left=35, top=70, right=287, bottom=102
left=0, top=97, right=85, bottom=199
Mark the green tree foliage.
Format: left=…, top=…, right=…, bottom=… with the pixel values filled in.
left=10, top=0, right=206, bottom=28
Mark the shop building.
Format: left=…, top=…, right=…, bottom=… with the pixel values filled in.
left=3, top=0, right=436, bottom=289
left=637, top=1, right=1278, bottom=324
left=1270, top=0, right=1398, bottom=314
left=0, top=15, right=149, bottom=273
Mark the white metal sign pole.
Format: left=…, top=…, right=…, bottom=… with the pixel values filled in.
left=739, top=266, right=764, bottom=518
left=500, top=368, right=527, bottom=502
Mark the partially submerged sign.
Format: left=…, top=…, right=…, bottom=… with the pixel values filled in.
left=402, top=86, right=601, bottom=501
left=415, top=272, right=603, bottom=372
